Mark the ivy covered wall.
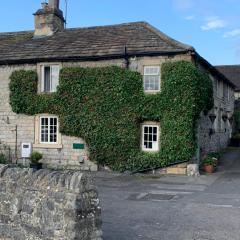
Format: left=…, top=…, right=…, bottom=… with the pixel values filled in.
left=9, top=61, right=213, bottom=171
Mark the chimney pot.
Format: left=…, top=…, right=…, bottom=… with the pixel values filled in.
left=49, top=0, right=59, bottom=9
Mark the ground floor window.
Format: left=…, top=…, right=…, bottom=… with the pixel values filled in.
left=142, top=124, right=160, bottom=152
left=40, top=116, right=58, bottom=144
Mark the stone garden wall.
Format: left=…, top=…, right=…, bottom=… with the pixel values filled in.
left=0, top=165, right=102, bottom=240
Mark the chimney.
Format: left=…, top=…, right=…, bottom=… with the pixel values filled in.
left=34, top=0, right=65, bottom=37
left=49, top=0, right=59, bottom=9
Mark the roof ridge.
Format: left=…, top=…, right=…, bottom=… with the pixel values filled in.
left=140, top=22, right=194, bottom=51
left=63, top=21, right=147, bottom=32
left=0, top=30, right=33, bottom=35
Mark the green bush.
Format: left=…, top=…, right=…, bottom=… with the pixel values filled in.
left=30, top=151, right=43, bottom=164
left=9, top=61, right=213, bottom=171
left=208, top=152, right=222, bottom=159
left=232, top=133, right=240, bottom=140
left=202, top=157, right=216, bottom=166
left=234, top=111, right=240, bottom=132
left=0, top=154, right=7, bottom=164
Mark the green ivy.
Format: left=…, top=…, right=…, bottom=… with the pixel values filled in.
left=9, top=61, right=213, bottom=171
left=234, top=110, right=240, bottom=132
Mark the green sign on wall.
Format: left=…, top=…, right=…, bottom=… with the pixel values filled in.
left=73, top=143, right=85, bottom=150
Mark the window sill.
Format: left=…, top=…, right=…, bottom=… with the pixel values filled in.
left=33, top=143, right=63, bottom=149
left=144, top=91, right=161, bottom=95
left=142, top=149, right=160, bottom=153
left=38, top=91, right=56, bottom=95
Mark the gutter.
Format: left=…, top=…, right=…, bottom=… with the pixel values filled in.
left=191, top=51, right=236, bottom=89
left=0, top=50, right=190, bottom=66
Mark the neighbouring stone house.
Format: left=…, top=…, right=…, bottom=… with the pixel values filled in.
left=216, top=65, right=240, bottom=100
left=0, top=0, right=235, bottom=170
left=216, top=65, right=240, bottom=133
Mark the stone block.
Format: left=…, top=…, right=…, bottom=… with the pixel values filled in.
left=0, top=166, right=102, bottom=240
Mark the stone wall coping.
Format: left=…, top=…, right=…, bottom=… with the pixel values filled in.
left=0, top=164, right=95, bottom=193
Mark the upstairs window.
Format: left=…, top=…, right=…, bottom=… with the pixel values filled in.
left=142, top=124, right=160, bottom=152
left=40, top=116, right=58, bottom=144
left=217, top=80, right=224, bottom=98
left=143, top=66, right=160, bottom=93
left=41, top=65, right=60, bottom=93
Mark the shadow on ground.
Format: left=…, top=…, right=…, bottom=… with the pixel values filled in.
left=94, top=148, right=240, bottom=240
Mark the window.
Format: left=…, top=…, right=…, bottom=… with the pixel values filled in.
left=142, top=124, right=159, bottom=152
left=217, top=80, right=223, bottom=98
left=41, top=65, right=60, bottom=93
left=143, top=66, right=160, bottom=92
left=235, top=92, right=240, bottom=100
left=40, top=116, right=58, bottom=144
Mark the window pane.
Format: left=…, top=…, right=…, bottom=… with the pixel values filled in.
left=144, top=75, right=160, bottom=91
left=44, top=67, right=51, bottom=92
left=51, top=65, right=60, bottom=92
left=144, top=127, right=148, bottom=133
left=149, top=127, right=153, bottom=134
left=153, top=127, right=157, bottom=134
left=153, top=135, right=157, bottom=141
left=149, top=134, right=153, bottom=141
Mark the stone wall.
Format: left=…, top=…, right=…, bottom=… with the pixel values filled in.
left=197, top=66, right=235, bottom=157
left=0, top=165, right=102, bottom=240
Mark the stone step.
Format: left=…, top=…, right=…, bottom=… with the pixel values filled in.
left=166, top=167, right=187, bottom=175
left=166, top=162, right=188, bottom=175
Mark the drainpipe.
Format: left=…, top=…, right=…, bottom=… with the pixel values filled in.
left=124, top=46, right=129, bottom=69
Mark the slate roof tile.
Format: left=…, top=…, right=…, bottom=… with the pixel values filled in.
left=216, top=65, right=240, bottom=90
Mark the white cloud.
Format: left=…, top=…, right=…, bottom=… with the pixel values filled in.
left=201, top=17, right=227, bottom=31
left=185, top=15, right=195, bottom=21
left=223, top=29, right=240, bottom=38
left=172, top=0, right=194, bottom=11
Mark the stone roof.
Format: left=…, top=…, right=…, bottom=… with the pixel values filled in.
left=0, top=21, right=194, bottom=64
left=216, top=65, right=240, bottom=90
left=0, top=21, right=235, bottom=88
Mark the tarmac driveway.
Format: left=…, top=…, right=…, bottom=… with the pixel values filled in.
left=94, top=148, right=240, bottom=240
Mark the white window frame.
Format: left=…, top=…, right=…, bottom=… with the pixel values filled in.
left=40, top=65, right=60, bottom=93
left=141, top=123, right=160, bottom=152
left=143, top=66, right=161, bottom=93
left=39, top=116, right=59, bottom=144
left=33, top=115, right=62, bottom=149
left=227, top=85, right=230, bottom=101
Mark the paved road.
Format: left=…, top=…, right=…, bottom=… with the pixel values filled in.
left=94, top=148, right=240, bottom=240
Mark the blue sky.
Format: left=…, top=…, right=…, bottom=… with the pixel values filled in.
left=0, top=0, right=240, bottom=66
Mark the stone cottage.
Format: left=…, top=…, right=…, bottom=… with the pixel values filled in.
left=0, top=0, right=235, bottom=170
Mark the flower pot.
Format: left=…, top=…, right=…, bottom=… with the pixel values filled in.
left=30, top=163, right=43, bottom=171
left=204, top=164, right=215, bottom=173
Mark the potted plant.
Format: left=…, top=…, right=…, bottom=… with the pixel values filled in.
left=202, top=157, right=215, bottom=173
left=208, top=152, right=222, bottom=166
left=29, top=151, right=43, bottom=170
